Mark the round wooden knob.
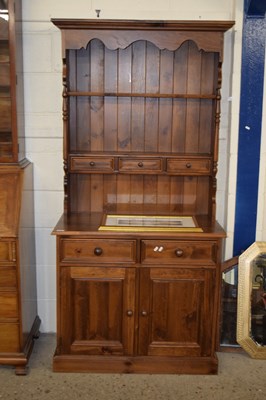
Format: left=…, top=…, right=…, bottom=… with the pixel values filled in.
left=89, top=161, right=95, bottom=166
left=94, top=247, right=103, bottom=256
left=175, top=249, right=183, bottom=257
left=141, top=310, right=148, bottom=317
left=186, top=163, right=192, bottom=169
left=138, top=162, right=144, bottom=168
left=126, top=310, right=133, bottom=317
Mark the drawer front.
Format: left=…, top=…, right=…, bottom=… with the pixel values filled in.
left=0, top=97, right=11, bottom=130
left=0, top=267, right=16, bottom=287
left=70, top=156, right=114, bottom=173
left=167, top=158, right=211, bottom=175
left=0, top=43, right=9, bottom=63
left=0, top=292, right=18, bottom=318
left=141, top=240, right=217, bottom=265
left=119, top=158, right=162, bottom=173
left=0, top=323, right=20, bottom=353
left=0, top=63, right=10, bottom=86
left=0, top=241, right=15, bottom=263
left=60, top=239, right=137, bottom=264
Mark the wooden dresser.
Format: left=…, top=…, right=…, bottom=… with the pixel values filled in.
left=0, top=0, right=40, bottom=375
left=52, top=19, right=234, bottom=374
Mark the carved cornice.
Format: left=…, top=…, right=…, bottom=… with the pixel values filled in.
left=52, top=19, right=234, bottom=32
left=52, top=19, right=234, bottom=59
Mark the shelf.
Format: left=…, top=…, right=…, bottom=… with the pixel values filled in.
left=67, top=91, right=217, bottom=100
left=68, top=151, right=213, bottom=157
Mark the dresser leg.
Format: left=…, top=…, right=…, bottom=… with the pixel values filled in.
left=15, top=365, right=28, bottom=376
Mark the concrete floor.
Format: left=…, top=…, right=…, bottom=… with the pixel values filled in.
left=0, top=334, right=265, bottom=400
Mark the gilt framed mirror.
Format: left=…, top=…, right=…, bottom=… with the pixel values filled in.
left=237, top=241, right=266, bottom=358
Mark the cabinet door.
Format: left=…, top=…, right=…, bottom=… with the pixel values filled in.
left=138, top=267, right=216, bottom=357
left=59, top=266, right=136, bottom=356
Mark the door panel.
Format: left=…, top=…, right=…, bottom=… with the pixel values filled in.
left=139, top=267, right=215, bottom=357
left=60, top=266, right=136, bottom=356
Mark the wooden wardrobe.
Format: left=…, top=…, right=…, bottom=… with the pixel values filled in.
left=0, top=0, right=40, bottom=375
left=52, top=19, right=234, bottom=374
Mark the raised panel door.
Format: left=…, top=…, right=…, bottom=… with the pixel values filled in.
left=59, top=266, right=136, bottom=356
left=138, top=267, right=216, bottom=357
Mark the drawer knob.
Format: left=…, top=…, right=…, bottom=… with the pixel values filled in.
left=186, top=163, right=192, bottom=169
left=126, top=310, right=133, bottom=317
left=141, top=310, right=148, bottom=317
left=89, top=161, right=95, bottom=167
left=94, top=247, right=103, bottom=256
left=175, top=249, right=184, bottom=257
left=138, top=162, right=144, bottom=168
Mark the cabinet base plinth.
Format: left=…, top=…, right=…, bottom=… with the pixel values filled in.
left=53, top=353, right=218, bottom=375
left=0, top=316, right=41, bottom=375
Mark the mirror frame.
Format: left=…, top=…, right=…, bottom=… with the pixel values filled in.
left=219, top=255, right=241, bottom=351
left=237, top=241, right=266, bottom=359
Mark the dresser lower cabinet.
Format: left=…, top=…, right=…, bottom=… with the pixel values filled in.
left=0, top=164, right=40, bottom=375
left=54, top=235, right=220, bottom=374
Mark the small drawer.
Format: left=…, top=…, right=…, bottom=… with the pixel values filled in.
left=0, top=42, right=9, bottom=63
left=0, top=267, right=16, bottom=287
left=119, top=158, right=162, bottom=173
left=0, top=97, right=11, bottom=130
left=0, top=292, right=18, bottom=319
left=60, top=239, right=137, bottom=264
left=0, top=63, right=10, bottom=87
left=0, top=241, right=15, bottom=263
left=141, top=240, right=216, bottom=265
left=70, top=156, right=114, bottom=173
left=167, top=158, right=211, bottom=175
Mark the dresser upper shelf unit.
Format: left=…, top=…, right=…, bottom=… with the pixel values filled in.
left=51, top=18, right=234, bottom=220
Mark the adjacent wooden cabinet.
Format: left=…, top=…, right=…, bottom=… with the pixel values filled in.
left=0, top=0, right=25, bottom=162
left=0, top=0, right=40, bottom=374
left=52, top=19, right=234, bottom=374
